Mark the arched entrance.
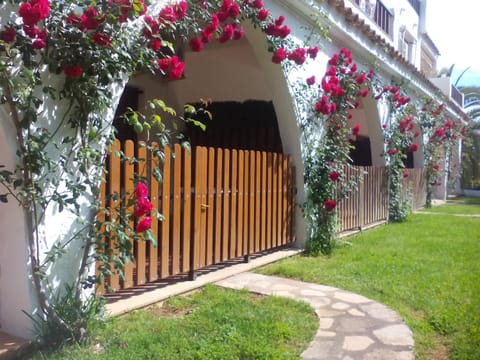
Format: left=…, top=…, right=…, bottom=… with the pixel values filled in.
left=101, top=30, right=302, bottom=293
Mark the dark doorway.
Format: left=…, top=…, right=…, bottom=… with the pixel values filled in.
left=350, top=135, right=372, bottom=166
left=184, top=100, right=283, bottom=153
left=112, top=86, right=142, bottom=142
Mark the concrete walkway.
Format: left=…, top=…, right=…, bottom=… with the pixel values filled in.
left=217, top=272, right=414, bottom=360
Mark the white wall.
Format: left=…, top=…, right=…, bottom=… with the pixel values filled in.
left=0, top=106, right=34, bottom=339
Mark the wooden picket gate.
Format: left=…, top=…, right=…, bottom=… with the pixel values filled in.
left=97, top=140, right=296, bottom=294
left=337, top=166, right=389, bottom=232
left=337, top=166, right=427, bottom=233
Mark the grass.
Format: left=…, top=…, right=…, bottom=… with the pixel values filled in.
left=419, top=196, right=480, bottom=215
left=258, top=197, right=480, bottom=360
left=29, top=284, right=317, bottom=360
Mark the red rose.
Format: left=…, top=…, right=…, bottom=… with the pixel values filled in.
left=219, top=24, right=234, bottom=43
left=306, top=76, right=316, bottom=86
left=19, top=3, right=41, bottom=26
left=134, top=197, right=153, bottom=217
left=251, top=0, right=263, bottom=8
left=168, top=58, right=185, bottom=80
left=63, top=65, right=83, bottom=78
left=355, top=73, right=366, bottom=84
left=173, top=1, right=187, bottom=19
left=135, top=182, right=149, bottom=198
left=23, top=24, right=38, bottom=39
left=273, top=15, right=284, bottom=26
left=276, top=25, right=290, bottom=39
left=136, top=216, right=152, bottom=233
left=352, top=124, right=360, bottom=135
left=200, top=29, right=214, bottom=43
left=307, top=46, right=319, bottom=59
left=388, top=148, right=398, bottom=156
left=92, top=32, right=111, bottom=47
left=159, top=6, right=177, bottom=25
left=233, top=25, right=244, bottom=40
left=189, top=37, right=203, bottom=52
left=408, top=143, right=418, bottom=153
left=228, top=2, right=240, bottom=18
left=328, top=54, right=339, bottom=66
left=1, top=27, right=16, bottom=43
left=32, top=38, right=46, bottom=49
left=287, top=48, right=306, bottom=65
left=329, top=171, right=340, bottom=181
left=256, top=8, right=268, bottom=21
left=149, top=39, right=161, bottom=51
left=271, top=47, right=287, bottom=64
left=324, top=199, right=337, bottom=212
left=157, top=56, right=185, bottom=80
left=359, top=88, right=369, bottom=97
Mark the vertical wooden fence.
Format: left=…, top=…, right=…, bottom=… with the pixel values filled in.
left=401, top=168, right=427, bottom=211
left=337, top=166, right=389, bottom=232
left=337, top=166, right=427, bottom=233
left=97, top=140, right=296, bottom=294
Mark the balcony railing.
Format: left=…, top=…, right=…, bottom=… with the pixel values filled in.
left=353, top=0, right=393, bottom=37
left=408, top=0, right=421, bottom=15
left=451, top=85, right=464, bottom=108
left=373, top=1, right=393, bottom=36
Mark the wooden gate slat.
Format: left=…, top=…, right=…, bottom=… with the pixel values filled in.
left=243, top=151, right=250, bottom=256
left=136, top=143, right=147, bottom=285
left=149, top=143, right=159, bottom=282
left=214, top=148, right=223, bottom=263
left=230, top=150, right=238, bottom=258
left=237, top=150, right=245, bottom=256
left=248, top=151, right=255, bottom=256
left=222, top=149, right=231, bottom=261
left=260, top=152, right=267, bottom=251
left=266, top=153, right=273, bottom=249
left=254, top=151, right=261, bottom=252
left=123, top=140, right=135, bottom=288
left=172, top=144, right=182, bottom=275
left=206, top=147, right=216, bottom=266
left=196, top=146, right=208, bottom=268
left=182, top=146, right=192, bottom=273
left=160, top=146, right=171, bottom=278
left=108, top=140, right=121, bottom=291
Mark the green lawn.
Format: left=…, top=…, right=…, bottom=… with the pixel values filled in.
left=419, top=196, right=480, bottom=215
left=29, top=285, right=317, bottom=360
left=259, top=197, right=480, bottom=360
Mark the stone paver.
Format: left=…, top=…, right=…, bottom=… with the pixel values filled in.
left=216, top=272, right=414, bottom=360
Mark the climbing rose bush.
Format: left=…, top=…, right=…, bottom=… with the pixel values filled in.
left=418, top=100, right=464, bottom=206
left=377, top=85, right=420, bottom=221
left=300, top=48, right=376, bottom=255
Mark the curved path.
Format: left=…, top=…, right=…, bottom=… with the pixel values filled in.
left=216, top=272, right=414, bottom=360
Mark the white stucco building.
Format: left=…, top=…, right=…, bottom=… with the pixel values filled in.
left=0, top=0, right=467, bottom=341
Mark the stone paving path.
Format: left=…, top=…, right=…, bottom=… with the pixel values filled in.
left=216, top=272, right=414, bottom=360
